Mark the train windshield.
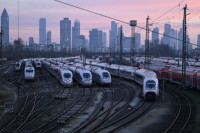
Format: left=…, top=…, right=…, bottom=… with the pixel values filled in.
left=15, top=63, right=20, bottom=67
left=26, top=69, right=33, bottom=73
left=83, top=73, right=90, bottom=78
left=146, top=80, right=156, bottom=89
left=102, top=72, right=109, bottom=78
left=37, top=63, right=41, bottom=66
left=63, top=73, right=71, bottom=78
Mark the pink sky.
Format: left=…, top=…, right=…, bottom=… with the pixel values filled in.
left=0, top=0, right=200, bottom=47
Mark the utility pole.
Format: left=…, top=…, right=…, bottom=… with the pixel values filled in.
left=119, top=26, right=123, bottom=64
left=145, top=16, right=150, bottom=69
left=130, top=20, right=137, bottom=65
left=182, top=4, right=187, bottom=88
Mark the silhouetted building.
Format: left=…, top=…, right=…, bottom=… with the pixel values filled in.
left=29, top=37, right=34, bottom=45
left=161, top=24, right=171, bottom=45
left=72, top=19, right=80, bottom=50
left=89, top=29, right=102, bottom=52
left=1, top=8, right=9, bottom=45
left=152, top=27, right=159, bottom=45
left=135, top=33, right=141, bottom=52
left=39, top=18, right=46, bottom=44
left=47, top=31, right=51, bottom=44
left=197, top=34, right=200, bottom=49
left=60, top=18, right=71, bottom=51
left=109, top=21, right=117, bottom=51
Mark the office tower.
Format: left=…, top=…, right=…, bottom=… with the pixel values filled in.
left=47, top=31, right=51, bottom=44
left=29, top=37, right=34, bottom=45
left=109, top=21, right=117, bottom=51
left=72, top=19, right=80, bottom=50
left=135, top=33, right=141, bottom=52
left=152, top=27, right=159, bottom=45
left=76, top=35, right=85, bottom=51
left=197, top=34, right=200, bottom=49
left=102, top=32, right=107, bottom=48
left=161, top=23, right=171, bottom=45
left=1, top=8, right=9, bottom=45
left=60, top=18, right=71, bottom=50
left=169, top=29, right=177, bottom=49
left=39, top=18, right=46, bottom=44
left=89, top=29, right=102, bottom=52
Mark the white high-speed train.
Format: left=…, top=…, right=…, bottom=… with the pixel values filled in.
left=134, top=69, right=159, bottom=100
left=34, top=60, right=42, bottom=69
left=67, top=65, right=92, bottom=87
left=87, top=61, right=159, bottom=100
left=15, top=61, right=22, bottom=71
left=85, top=65, right=111, bottom=85
left=24, top=61, right=35, bottom=80
left=42, top=60, right=73, bottom=87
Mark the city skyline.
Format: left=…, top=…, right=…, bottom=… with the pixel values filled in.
left=0, top=0, right=200, bottom=48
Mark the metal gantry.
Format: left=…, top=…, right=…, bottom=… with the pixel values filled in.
left=182, top=4, right=187, bottom=88
left=130, top=20, right=137, bottom=65
left=145, top=16, right=150, bottom=69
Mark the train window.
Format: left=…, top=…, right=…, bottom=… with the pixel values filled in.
left=63, top=73, right=71, bottom=78
left=26, top=70, right=33, bottom=73
left=83, top=73, right=90, bottom=78
left=146, top=80, right=156, bottom=88
left=135, top=74, right=144, bottom=80
left=102, top=72, right=109, bottom=78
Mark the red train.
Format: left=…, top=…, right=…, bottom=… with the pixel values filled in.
left=151, top=67, right=200, bottom=90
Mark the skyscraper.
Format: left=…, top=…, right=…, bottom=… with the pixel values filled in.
left=109, top=21, right=117, bottom=51
left=178, top=27, right=183, bottom=51
left=29, top=37, right=34, bottom=45
left=169, top=29, right=178, bottom=49
left=39, top=18, right=46, bottom=44
left=1, top=8, right=9, bottom=45
left=47, top=31, right=51, bottom=44
left=89, top=29, right=102, bottom=52
left=161, top=24, right=171, bottom=45
left=152, top=27, right=159, bottom=45
left=135, top=33, right=141, bottom=52
left=76, top=35, right=85, bottom=51
left=102, top=32, right=107, bottom=48
left=60, top=18, right=71, bottom=50
left=72, top=19, right=80, bottom=50
left=197, top=34, right=200, bottom=49
left=178, top=27, right=191, bottom=52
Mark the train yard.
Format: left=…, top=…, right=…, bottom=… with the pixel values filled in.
left=0, top=57, right=197, bottom=133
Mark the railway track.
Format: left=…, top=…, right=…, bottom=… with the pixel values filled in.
left=163, top=87, right=192, bottom=133
left=72, top=78, right=140, bottom=133
left=0, top=63, right=193, bottom=133
left=29, top=87, right=92, bottom=133
left=0, top=68, right=68, bottom=132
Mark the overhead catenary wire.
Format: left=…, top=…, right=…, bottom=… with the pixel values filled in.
left=136, top=0, right=184, bottom=33
left=150, top=0, right=185, bottom=24
left=54, top=0, right=197, bottom=46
